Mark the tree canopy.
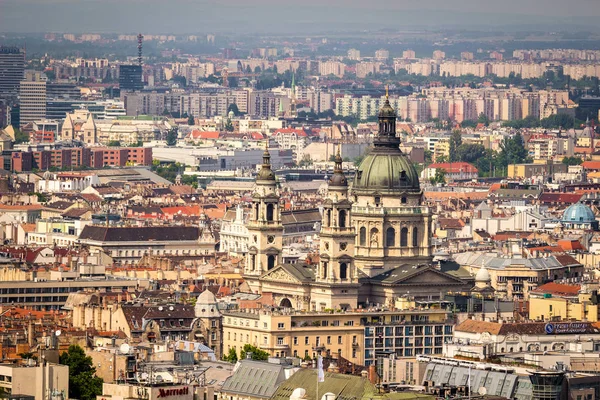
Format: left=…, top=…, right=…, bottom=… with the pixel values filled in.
left=239, top=344, right=270, bottom=361
left=60, top=345, right=103, bottom=400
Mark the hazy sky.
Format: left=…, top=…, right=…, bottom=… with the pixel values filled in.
left=2, top=0, right=600, bottom=33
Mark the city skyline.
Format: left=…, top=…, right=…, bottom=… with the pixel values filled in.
left=2, top=0, right=600, bottom=34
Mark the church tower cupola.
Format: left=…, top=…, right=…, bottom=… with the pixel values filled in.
left=244, top=141, right=283, bottom=292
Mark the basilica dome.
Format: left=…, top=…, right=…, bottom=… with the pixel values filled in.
left=353, top=151, right=420, bottom=192
left=353, top=96, right=420, bottom=193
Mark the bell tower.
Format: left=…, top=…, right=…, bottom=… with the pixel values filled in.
left=312, top=147, right=359, bottom=311
left=244, top=142, right=283, bottom=293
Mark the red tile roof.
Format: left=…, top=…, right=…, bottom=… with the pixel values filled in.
left=427, top=162, right=478, bottom=174
left=557, top=239, right=586, bottom=252
left=531, top=282, right=581, bottom=296
left=274, top=128, right=307, bottom=137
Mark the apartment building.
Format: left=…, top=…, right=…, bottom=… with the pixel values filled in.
left=9, top=146, right=151, bottom=171
left=19, top=73, right=47, bottom=128
left=0, top=363, right=68, bottom=400
left=222, top=307, right=454, bottom=366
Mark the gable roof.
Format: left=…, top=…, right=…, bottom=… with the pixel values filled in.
left=221, top=360, right=289, bottom=398
left=271, top=368, right=375, bottom=400
left=369, top=264, right=466, bottom=285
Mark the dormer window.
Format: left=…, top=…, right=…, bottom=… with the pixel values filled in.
left=374, top=196, right=381, bottom=206
left=357, top=171, right=362, bottom=180
left=400, top=171, right=407, bottom=181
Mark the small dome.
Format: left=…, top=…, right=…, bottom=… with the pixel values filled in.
left=257, top=166, right=275, bottom=181
left=353, top=152, right=420, bottom=192
left=197, top=289, right=217, bottom=305
left=378, top=98, right=396, bottom=118
left=475, top=267, right=491, bottom=283
left=562, top=202, right=596, bottom=223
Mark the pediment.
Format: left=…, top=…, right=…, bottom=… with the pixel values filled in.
left=260, top=266, right=301, bottom=284
left=402, top=270, right=462, bottom=284
left=376, top=266, right=466, bottom=286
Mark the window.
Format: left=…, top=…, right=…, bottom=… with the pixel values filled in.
left=305, top=337, right=309, bottom=345
left=339, top=263, right=348, bottom=279
left=412, top=227, right=418, bottom=247
left=293, top=337, right=298, bottom=345
left=338, top=336, right=342, bottom=344
left=266, top=204, right=274, bottom=221
left=234, top=333, right=237, bottom=341
left=339, top=210, right=347, bottom=228
left=277, top=337, right=284, bottom=345
left=267, top=255, right=276, bottom=270
left=400, top=227, right=408, bottom=247
left=316, top=337, right=321, bottom=346
left=386, top=227, right=395, bottom=247
left=278, top=322, right=285, bottom=329
left=327, top=336, right=331, bottom=344
left=359, top=227, right=366, bottom=246
left=374, top=196, right=381, bottom=205
left=401, top=196, right=407, bottom=204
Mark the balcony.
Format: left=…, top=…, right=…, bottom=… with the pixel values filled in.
left=312, top=344, right=326, bottom=351
left=352, top=206, right=429, bottom=216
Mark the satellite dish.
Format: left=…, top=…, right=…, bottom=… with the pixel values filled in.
left=169, top=306, right=174, bottom=311
left=119, top=343, right=130, bottom=354
left=55, top=330, right=61, bottom=337
left=158, top=306, right=163, bottom=311
left=478, top=387, right=487, bottom=396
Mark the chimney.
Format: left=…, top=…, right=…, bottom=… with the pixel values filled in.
left=368, top=364, right=378, bottom=385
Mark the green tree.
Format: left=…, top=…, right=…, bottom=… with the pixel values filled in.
left=228, top=103, right=241, bottom=116
left=239, top=344, right=270, bottom=361
left=562, top=156, right=583, bottom=166
left=224, top=119, right=234, bottom=132
left=430, top=168, right=446, bottom=185
left=223, top=347, right=238, bottom=363
left=448, top=130, right=463, bottom=162
left=60, top=345, right=103, bottom=400
left=456, top=143, right=486, bottom=164
left=498, top=133, right=530, bottom=173
left=166, top=128, right=178, bottom=146
left=477, top=113, right=490, bottom=126
left=13, top=128, right=30, bottom=144
left=107, top=140, right=121, bottom=147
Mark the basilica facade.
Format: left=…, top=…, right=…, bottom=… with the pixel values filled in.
left=243, top=97, right=470, bottom=309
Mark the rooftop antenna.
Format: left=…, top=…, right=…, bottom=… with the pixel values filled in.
left=137, top=34, right=143, bottom=67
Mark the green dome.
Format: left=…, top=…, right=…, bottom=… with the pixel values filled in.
left=378, top=98, right=396, bottom=118
left=353, top=151, right=420, bottom=192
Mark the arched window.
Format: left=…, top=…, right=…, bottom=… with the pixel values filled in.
left=326, top=209, right=331, bottom=227
left=267, top=255, right=276, bottom=270
left=401, top=197, right=407, bottom=204
left=255, top=204, right=259, bottom=220
left=339, top=210, right=347, bottom=228
left=359, top=227, right=366, bottom=246
left=412, top=227, right=418, bottom=247
left=386, top=227, right=395, bottom=247
left=400, top=227, right=408, bottom=247
left=266, top=204, right=274, bottom=221
left=340, top=263, right=348, bottom=279
left=322, top=262, right=328, bottom=279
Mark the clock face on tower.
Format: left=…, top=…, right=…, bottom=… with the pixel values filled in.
left=267, top=235, right=275, bottom=244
